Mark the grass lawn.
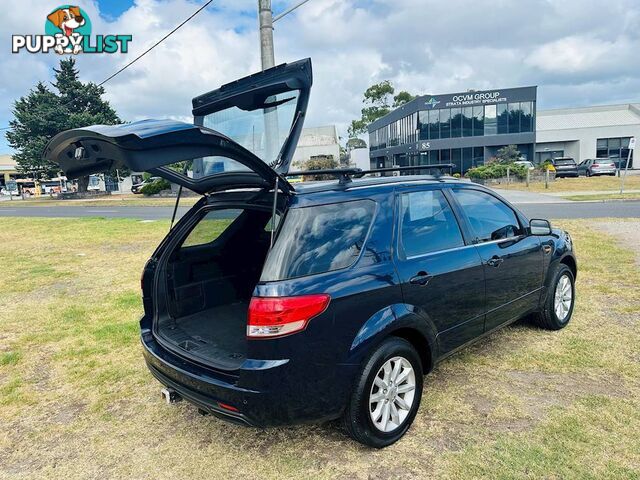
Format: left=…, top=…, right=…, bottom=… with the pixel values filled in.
left=1, top=218, right=639, bottom=479
left=499, top=174, right=640, bottom=193
left=0, top=194, right=199, bottom=208
left=564, top=192, right=640, bottom=202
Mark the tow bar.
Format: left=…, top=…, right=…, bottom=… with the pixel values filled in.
left=161, top=387, right=182, bottom=404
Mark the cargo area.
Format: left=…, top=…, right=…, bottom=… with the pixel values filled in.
left=154, top=208, right=275, bottom=370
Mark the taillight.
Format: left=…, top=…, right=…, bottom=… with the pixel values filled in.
left=247, top=294, right=331, bottom=338
left=593, top=163, right=600, bottom=167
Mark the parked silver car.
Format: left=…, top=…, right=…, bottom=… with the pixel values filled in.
left=577, top=159, right=617, bottom=177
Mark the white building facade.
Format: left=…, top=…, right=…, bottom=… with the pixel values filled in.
left=536, top=104, right=639, bottom=169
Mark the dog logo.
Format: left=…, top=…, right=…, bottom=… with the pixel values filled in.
left=45, top=5, right=90, bottom=54
left=12, top=5, right=131, bottom=55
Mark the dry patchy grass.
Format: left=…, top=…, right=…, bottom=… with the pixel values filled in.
left=500, top=174, right=640, bottom=194
left=0, top=217, right=639, bottom=479
left=0, top=194, right=199, bottom=208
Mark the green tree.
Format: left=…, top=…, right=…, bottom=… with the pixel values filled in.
left=6, top=58, right=121, bottom=190
left=494, top=145, right=522, bottom=164
left=294, top=155, right=339, bottom=181
left=348, top=81, right=415, bottom=137
left=346, top=138, right=367, bottom=150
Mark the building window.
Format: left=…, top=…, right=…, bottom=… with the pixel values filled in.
left=497, top=104, right=508, bottom=134
left=597, top=137, right=634, bottom=166
left=462, top=147, right=473, bottom=172
left=418, top=111, right=429, bottom=140
left=484, top=105, right=497, bottom=135
left=440, top=109, right=451, bottom=139
left=451, top=148, right=462, bottom=174
left=508, top=102, right=522, bottom=133
left=450, top=108, right=462, bottom=138
left=441, top=148, right=451, bottom=165
left=473, top=146, right=484, bottom=166
left=521, top=102, right=533, bottom=132
left=462, top=107, right=473, bottom=137
left=429, top=109, right=440, bottom=139
left=472, top=106, right=484, bottom=136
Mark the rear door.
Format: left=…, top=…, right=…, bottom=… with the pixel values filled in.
left=394, top=186, right=486, bottom=354
left=450, top=187, right=543, bottom=332
left=43, top=58, right=313, bottom=194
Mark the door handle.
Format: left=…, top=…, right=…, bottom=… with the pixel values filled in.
left=410, top=271, right=432, bottom=286
left=542, top=245, right=552, bottom=255
left=486, top=256, right=504, bottom=268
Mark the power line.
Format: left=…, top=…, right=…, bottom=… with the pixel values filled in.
left=97, top=0, right=215, bottom=86
left=273, top=0, right=313, bottom=23
left=0, top=0, right=216, bottom=133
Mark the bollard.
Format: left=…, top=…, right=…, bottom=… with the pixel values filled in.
left=545, top=168, right=549, bottom=189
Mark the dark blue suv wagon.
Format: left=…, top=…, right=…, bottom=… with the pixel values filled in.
left=45, top=58, right=577, bottom=447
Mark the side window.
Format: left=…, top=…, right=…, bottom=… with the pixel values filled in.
left=181, top=210, right=240, bottom=248
left=181, top=209, right=277, bottom=249
left=454, top=189, right=522, bottom=243
left=399, top=190, right=464, bottom=257
left=261, top=200, right=376, bottom=281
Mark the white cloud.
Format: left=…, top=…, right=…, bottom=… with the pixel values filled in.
left=1, top=0, right=639, bottom=153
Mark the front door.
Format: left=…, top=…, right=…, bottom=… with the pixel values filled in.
left=451, top=188, right=543, bottom=332
left=394, top=187, right=486, bottom=354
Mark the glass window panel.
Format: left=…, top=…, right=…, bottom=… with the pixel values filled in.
left=399, top=190, right=464, bottom=257
left=608, top=138, right=621, bottom=149
left=440, top=109, right=451, bottom=139
left=418, top=112, right=429, bottom=140
left=261, top=200, right=376, bottom=281
left=454, top=189, right=522, bottom=243
left=450, top=108, right=462, bottom=138
left=521, top=102, right=532, bottom=132
left=508, top=102, right=521, bottom=134
left=462, top=107, right=473, bottom=137
left=462, top=147, right=473, bottom=172
left=441, top=149, right=451, bottom=164
left=429, top=109, right=440, bottom=139
left=451, top=148, right=462, bottom=174
left=472, top=106, right=484, bottom=136
left=484, top=105, right=497, bottom=135
left=497, top=104, right=508, bottom=134
left=473, top=147, right=484, bottom=167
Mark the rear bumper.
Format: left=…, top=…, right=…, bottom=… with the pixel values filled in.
left=141, top=330, right=356, bottom=427
left=555, top=170, right=578, bottom=177
left=591, top=169, right=616, bottom=175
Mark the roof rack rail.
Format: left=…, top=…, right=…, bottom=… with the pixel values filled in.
left=284, top=164, right=456, bottom=184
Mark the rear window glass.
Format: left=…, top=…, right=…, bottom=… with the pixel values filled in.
left=260, top=200, right=376, bottom=281
left=554, top=159, right=575, bottom=165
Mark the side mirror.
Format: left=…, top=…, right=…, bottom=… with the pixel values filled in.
left=529, top=219, right=552, bottom=236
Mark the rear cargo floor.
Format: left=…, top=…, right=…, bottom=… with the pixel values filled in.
left=158, top=302, right=248, bottom=370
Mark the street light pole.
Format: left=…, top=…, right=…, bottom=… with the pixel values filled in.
left=258, top=0, right=275, bottom=70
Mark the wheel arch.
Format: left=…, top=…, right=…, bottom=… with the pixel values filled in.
left=559, top=254, right=577, bottom=280
left=349, top=304, right=438, bottom=375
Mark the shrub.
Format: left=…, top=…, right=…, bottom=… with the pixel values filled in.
left=452, top=173, right=461, bottom=179
left=467, top=162, right=527, bottom=180
left=140, top=178, right=171, bottom=195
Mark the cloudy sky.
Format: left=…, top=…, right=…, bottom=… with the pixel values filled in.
left=1, top=0, right=640, bottom=153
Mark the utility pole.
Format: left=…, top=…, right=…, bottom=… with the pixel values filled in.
left=258, top=0, right=275, bottom=70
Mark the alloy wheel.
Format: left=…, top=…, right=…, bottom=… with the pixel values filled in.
left=554, top=274, right=573, bottom=321
left=369, top=356, right=416, bottom=433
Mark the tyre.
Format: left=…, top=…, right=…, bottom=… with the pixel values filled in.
left=532, top=264, right=575, bottom=330
left=342, top=337, right=423, bottom=448
left=586, top=170, right=591, bottom=177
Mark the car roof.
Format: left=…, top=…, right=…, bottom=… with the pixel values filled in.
left=293, top=175, right=466, bottom=195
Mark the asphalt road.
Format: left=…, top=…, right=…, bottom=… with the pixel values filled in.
left=0, top=201, right=639, bottom=220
